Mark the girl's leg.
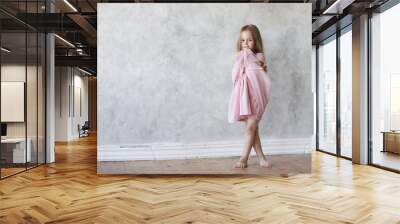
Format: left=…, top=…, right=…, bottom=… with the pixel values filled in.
left=253, top=126, right=271, bottom=168
left=235, top=118, right=258, bottom=168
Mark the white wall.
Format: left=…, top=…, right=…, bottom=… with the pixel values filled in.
left=1, top=65, right=42, bottom=138
left=1, top=65, right=28, bottom=144
left=71, top=72, right=89, bottom=138
left=55, top=67, right=89, bottom=141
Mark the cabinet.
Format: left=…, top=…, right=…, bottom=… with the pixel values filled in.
left=382, top=131, right=400, bottom=154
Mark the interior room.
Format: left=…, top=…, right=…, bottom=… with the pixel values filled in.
left=0, top=0, right=399, bottom=223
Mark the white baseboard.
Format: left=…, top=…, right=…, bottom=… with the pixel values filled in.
left=98, top=137, right=313, bottom=161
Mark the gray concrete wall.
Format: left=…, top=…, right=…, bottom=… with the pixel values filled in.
left=98, top=3, right=313, bottom=158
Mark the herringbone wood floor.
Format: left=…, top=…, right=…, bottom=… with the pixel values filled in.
left=1, top=134, right=400, bottom=224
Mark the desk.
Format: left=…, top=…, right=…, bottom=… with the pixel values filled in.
left=1, top=138, right=31, bottom=163
left=381, top=131, right=400, bottom=154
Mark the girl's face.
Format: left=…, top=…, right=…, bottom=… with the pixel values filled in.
left=240, top=30, right=254, bottom=50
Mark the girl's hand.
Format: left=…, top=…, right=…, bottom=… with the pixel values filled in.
left=256, top=60, right=267, bottom=71
left=255, top=59, right=264, bottom=65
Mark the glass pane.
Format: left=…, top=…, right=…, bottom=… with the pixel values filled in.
left=0, top=1, right=46, bottom=178
left=340, top=29, right=352, bottom=158
left=318, top=37, right=337, bottom=154
left=1, top=31, right=27, bottom=177
left=38, top=32, right=45, bottom=165
left=371, top=4, right=400, bottom=171
left=27, top=31, right=38, bottom=169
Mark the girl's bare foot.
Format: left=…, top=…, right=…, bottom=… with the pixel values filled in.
left=234, top=157, right=248, bottom=168
left=259, top=158, right=272, bottom=168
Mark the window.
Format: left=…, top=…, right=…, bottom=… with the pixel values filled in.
left=318, top=36, right=337, bottom=154
left=370, top=2, right=400, bottom=171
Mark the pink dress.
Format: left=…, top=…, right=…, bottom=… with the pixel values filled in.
left=228, top=48, right=271, bottom=123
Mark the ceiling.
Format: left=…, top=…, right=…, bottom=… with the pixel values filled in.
left=0, top=0, right=393, bottom=75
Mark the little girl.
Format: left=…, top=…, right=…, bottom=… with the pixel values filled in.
left=228, top=24, right=272, bottom=168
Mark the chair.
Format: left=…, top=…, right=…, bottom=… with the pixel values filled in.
left=79, top=121, right=90, bottom=138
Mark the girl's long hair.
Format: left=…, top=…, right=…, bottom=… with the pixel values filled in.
left=236, top=24, right=264, bottom=54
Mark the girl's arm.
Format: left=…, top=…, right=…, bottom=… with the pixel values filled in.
left=256, top=53, right=267, bottom=72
